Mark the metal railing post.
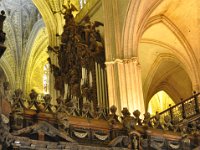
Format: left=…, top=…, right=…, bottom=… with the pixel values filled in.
left=181, top=98, right=186, bottom=119
left=169, top=104, right=173, bottom=124
left=193, top=91, right=199, bottom=113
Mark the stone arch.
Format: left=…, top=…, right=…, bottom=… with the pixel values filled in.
left=147, top=90, right=176, bottom=114
left=25, top=31, right=48, bottom=95
left=122, top=0, right=163, bottom=57
left=32, top=0, right=57, bottom=46
left=22, top=19, right=45, bottom=92
left=122, top=0, right=200, bottom=112
left=122, top=0, right=199, bottom=90
left=141, top=15, right=199, bottom=89
left=143, top=53, right=192, bottom=109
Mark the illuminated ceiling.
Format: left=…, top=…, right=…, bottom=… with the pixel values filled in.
left=0, top=0, right=81, bottom=92
left=0, top=0, right=82, bottom=92
left=138, top=0, right=200, bottom=106
left=25, top=27, right=49, bottom=94
left=0, top=0, right=41, bottom=89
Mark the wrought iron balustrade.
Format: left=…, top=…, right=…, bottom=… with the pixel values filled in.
left=150, top=92, right=200, bottom=126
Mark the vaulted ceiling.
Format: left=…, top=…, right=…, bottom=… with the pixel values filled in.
left=138, top=0, right=200, bottom=107
left=0, top=0, right=82, bottom=94
left=0, top=0, right=42, bottom=89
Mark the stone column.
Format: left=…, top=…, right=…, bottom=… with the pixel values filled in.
left=105, top=62, right=121, bottom=115
left=102, top=0, right=122, bottom=115
left=106, top=58, right=145, bottom=116
left=102, top=0, right=145, bottom=115
left=117, top=58, right=145, bottom=115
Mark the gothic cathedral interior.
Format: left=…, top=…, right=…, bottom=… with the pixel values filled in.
left=0, top=0, right=200, bottom=149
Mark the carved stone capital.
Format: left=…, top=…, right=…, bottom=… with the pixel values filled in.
left=105, top=57, right=139, bottom=65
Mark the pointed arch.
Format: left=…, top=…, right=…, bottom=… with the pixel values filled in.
left=143, top=53, right=188, bottom=108
left=22, top=19, right=45, bottom=91
left=147, top=90, right=175, bottom=114
left=122, top=0, right=164, bottom=57
left=141, top=15, right=199, bottom=91
left=32, top=0, right=57, bottom=46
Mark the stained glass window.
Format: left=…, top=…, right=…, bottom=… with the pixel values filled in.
left=80, top=0, right=87, bottom=9
left=43, top=64, right=49, bottom=94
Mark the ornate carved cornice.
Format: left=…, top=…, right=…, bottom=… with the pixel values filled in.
left=105, top=57, right=139, bottom=65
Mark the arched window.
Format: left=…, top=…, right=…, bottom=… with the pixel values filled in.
left=148, top=91, right=175, bottom=115
left=43, top=64, right=49, bottom=94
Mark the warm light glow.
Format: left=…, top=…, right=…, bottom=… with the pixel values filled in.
left=107, top=59, right=145, bottom=116
left=148, top=91, right=175, bottom=115
left=25, top=27, right=49, bottom=94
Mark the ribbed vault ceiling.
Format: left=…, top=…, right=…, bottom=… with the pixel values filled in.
left=139, top=0, right=199, bottom=107
left=0, top=0, right=46, bottom=91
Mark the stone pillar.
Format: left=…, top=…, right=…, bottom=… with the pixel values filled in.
left=106, top=58, right=145, bottom=116
left=102, top=0, right=145, bottom=115
left=102, top=0, right=122, bottom=115
left=105, top=63, right=121, bottom=115
left=117, top=58, right=145, bottom=115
